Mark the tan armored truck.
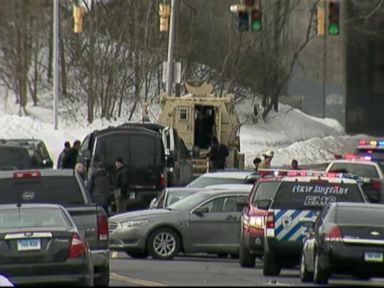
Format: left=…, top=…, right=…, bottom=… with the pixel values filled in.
left=158, top=80, right=244, bottom=175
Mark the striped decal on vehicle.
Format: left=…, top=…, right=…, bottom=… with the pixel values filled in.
left=274, top=209, right=317, bottom=241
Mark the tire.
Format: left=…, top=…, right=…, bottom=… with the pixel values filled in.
left=94, top=264, right=110, bottom=287
left=147, top=227, right=180, bottom=260
left=313, top=253, right=328, bottom=285
left=300, top=253, right=314, bottom=282
left=239, top=237, right=255, bottom=268
left=263, top=250, right=281, bottom=276
left=126, top=251, right=148, bottom=259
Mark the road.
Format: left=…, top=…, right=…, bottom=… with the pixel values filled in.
left=109, top=252, right=384, bottom=287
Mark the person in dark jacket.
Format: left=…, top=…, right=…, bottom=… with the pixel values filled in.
left=113, top=158, right=129, bottom=212
left=88, top=161, right=111, bottom=215
left=207, top=136, right=229, bottom=170
left=62, top=140, right=81, bottom=169
left=57, top=141, right=70, bottom=169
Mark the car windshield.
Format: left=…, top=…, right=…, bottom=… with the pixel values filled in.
left=0, top=146, right=32, bottom=170
left=336, top=206, right=384, bottom=226
left=0, top=207, right=69, bottom=229
left=251, top=181, right=280, bottom=204
left=168, top=192, right=212, bottom=211
left=187, top=176, right=245, bottom=188
left=272, top=181, right=364, bottom=209
left=328, top=162, right=380, bottom=178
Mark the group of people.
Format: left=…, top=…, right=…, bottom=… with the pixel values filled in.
left=253, top=151, right=300, bottom=171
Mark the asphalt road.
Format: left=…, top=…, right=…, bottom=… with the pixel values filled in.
left=109, top=252, right=384, bottom=287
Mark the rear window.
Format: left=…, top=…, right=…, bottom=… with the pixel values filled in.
left=0, top=207, right=69, bottom=229
left=251, top=181, right=280, bottom=204
left=337, top=206, right=384, bottom=226
left=272, top=181, right=364, bottom=209
left=188, top=177, right=245, bottom=188
left=0, top=176, right=85, bottom=205
left=328, top=162, right=379, bottom=178
left=0, top=147, right=32, bottom=170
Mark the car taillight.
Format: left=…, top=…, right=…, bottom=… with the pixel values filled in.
left=160, top=173, right=166, bottom=188
left=371, top=179, right=381, bottom=190
left=325, top=225, right=342, bottom=242
left=68, top=233, right=87, bottom=258
left=266, top=211, right=274, bottom=229
left=97, top=207, right=109, bottom=241
left=13, top=171, right=41, bottom=178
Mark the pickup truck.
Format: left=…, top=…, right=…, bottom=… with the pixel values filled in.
left=0, top=169, right=110, bottom=286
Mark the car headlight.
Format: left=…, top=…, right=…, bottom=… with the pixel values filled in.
left=249, top=216, right=264, bottom=229
left=119, top=219, right=149, bottom=228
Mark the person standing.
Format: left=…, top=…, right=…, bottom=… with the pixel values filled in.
left=113, top=158, right=129, bottom=212
left=62, top=140, right=81, bottom=169
left=207, top=136, right=229, bottom=170
left=74, top=162, right=87, bottom=186
left=291, top=159, right=300, bottom=170
left=57, top=141, right=70, bottom=169
left=88, top=161, right=111, bottom=215
left=253, top=157, right=262, bottom=171
left=259, top=150, right=274, bottom=169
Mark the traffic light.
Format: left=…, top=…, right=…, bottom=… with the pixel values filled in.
left=159, top=3, right=170, bottom=32
left=238, top=11, right=249, bottom=32
left=73, top=5, right=83, bottom=34
left=250, top=8, right=262, bottom=31
left=316, top=5, right=325, bottom=36
left=328, top=1, right=340, bottom=36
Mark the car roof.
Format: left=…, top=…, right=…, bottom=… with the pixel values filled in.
left=332, top=202, right=384, bottom=209
left=199, top=170, right=255, bottom=179
left=199, top=188, right=251, bottom=196
left=204, top=184, right=253, bottom=191
left=281, top=176, right=357, bottom=184
left=0, top=169, right=75, bottom=178
left=329, top=159, right=378, bottom=166
left=0, top=203, right=64, bottom=209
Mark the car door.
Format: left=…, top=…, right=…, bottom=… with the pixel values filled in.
left=185, top=195, right=244, bottom=253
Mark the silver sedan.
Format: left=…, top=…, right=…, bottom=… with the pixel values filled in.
left=109, top=188, right=251, bottom=260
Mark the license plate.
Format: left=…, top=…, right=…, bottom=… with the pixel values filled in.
left=17, top=239, right=41, bottom=251
left=364, top=252, right=383, bottom=262
left=129, top=192, right=136, bottom=199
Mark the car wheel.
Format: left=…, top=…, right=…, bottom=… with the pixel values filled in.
left=94, top=264, right=110, bottom=287
left=313, top=253, right=328, bottom=285
left=147, top=227, right=180, bottom=260
left=300, top=253, right=313, bottom=282
left=239, top=237, right=255, bottom=268
left=263, top=250, right=281, bottom=276
left=126, top=251, right=148, bottom=259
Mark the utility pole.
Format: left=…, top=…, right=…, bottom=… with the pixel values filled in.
left=165, top=0, right=176, bottom=96
left=53, top=0, right=59, bottom=130
left=322, top=0, right=327, bottom=118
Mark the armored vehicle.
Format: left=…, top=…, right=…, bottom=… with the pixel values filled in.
left=158, top=80, right=244, bottom=175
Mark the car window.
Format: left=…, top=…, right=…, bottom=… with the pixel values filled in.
left=0, top=176, right=85, bottom=205
left=251, top=181, right=280, bottom=204
left=188, top=177, right=246, bottom=188
left=168, top=192, right=212, bottom=211
left=272, top=181, right=364, bottom=209
left=336, top=206, right=384, bottom=226
left=0, top=146, right=32, bottom=170
left=0, top=207, right=69, bottom=229
left=199, top=196, right=229, bottom=212
left=166, top=191, right=197, bottom=207
left=328, top=162, right=379, bottom=178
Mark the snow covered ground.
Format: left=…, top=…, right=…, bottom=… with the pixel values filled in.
left=0, top=92, right=369, bottom=169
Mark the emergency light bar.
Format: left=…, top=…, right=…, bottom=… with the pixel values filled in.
left=285, top=170, right=361, bottom=181
left=342, top=152, right=372, bottom=161
left=358, top=138, right=384, bottom=148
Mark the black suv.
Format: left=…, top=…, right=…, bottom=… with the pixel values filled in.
left=80, top=125, right=167, bottom=212
left=120, top=123, right=193, bottom=186
left=0, top=139, right=53, bottom=170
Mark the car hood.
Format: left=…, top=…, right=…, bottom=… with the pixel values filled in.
left=109, top=208, right=178, bottom=222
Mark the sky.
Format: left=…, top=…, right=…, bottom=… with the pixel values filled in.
left=0, top=92, right=369, bottom=169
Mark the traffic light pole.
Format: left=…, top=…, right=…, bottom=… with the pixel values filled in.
left=53, top=0, right=59, bottom=130
left=322, top=0, right=327, bottom=118
left=165, top=0, right=176, bottom=96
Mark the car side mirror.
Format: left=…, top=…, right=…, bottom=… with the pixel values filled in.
left=256, top=199, right=271, bottom=210
left=236, top=199, right=248, bottom=210
left=300, top=217, right=317, bottom=228
left=194, top=206, right=209, bottom=215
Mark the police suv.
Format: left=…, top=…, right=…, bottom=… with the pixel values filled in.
left=260, top=171, right=368, bottom=276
